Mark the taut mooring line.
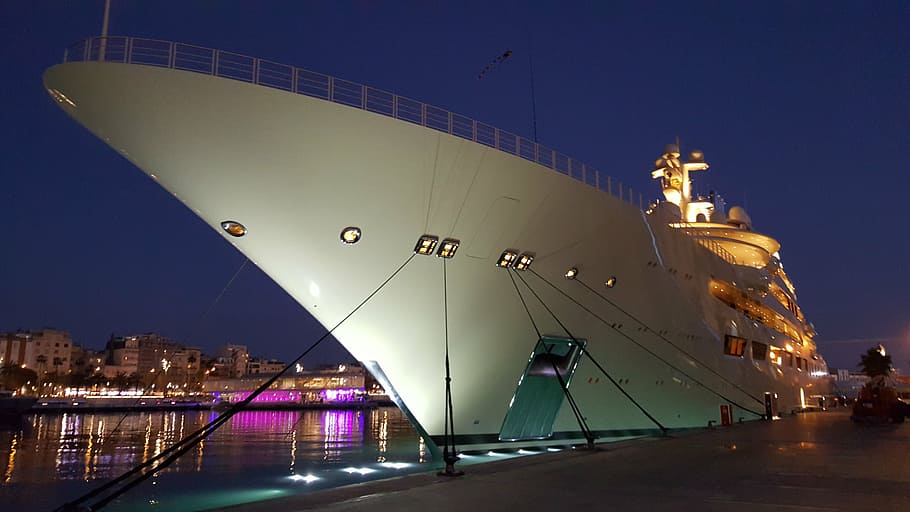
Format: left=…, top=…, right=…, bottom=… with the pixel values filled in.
left=438, top=258, right=464, bottom=476
left=58, top=253, right=417, bottom=512
left=573, top=275, right=762, bottom=404
left=511, top=270, right=668, bottom=435
left=506, top=269, right=595, bottom=447
left=92, top=257, right=251, bottom=452
left=521, top=269, right=764, bottom=418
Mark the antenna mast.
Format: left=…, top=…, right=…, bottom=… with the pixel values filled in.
left=100, top=0, right=111, bottom=61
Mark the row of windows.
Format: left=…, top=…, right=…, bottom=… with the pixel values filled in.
left=34, top=341, right=70, bottom=348
left=723, top=335, right=823, bottom=374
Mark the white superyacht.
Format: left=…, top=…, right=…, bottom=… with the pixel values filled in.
left=44, top=36, right=829, bottom=452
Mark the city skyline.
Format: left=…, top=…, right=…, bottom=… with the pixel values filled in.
left=2, top=2, right=908, bottom=371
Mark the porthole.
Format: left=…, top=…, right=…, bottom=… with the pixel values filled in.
left=221, top=221, right=247, bottom=237
left=340, top=227, right=362, bottom=244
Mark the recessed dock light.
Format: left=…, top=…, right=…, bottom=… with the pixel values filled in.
left=437, top=238, right=460, bottom=258
left=565, top=267, right=578, bottom=280
left=221, top=221, right=247, bottom=237
left=340, top=227, right=362, bottom=244
left=605, top=276, right=617, bottom=288
left=515, top=253, right=535, bottom=271
left=497, top=250, right=518, bottom=268
left=414, top=235, right=439, bottom=255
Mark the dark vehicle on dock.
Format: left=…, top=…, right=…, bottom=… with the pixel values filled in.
left=851, top=377, right=908, bottom=423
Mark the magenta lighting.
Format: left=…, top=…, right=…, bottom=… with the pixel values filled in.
left=231, top=390, right=301, bottom=403
left=321, top=388, right=364, bottom=402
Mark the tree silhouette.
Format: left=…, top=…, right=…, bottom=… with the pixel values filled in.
left=1, top=363, right=38, bottom=391
left=859, top=347, right=892, bottom=377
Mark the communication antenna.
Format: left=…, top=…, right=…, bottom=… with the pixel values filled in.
left=476, top=49, right=512, bottom=80
left=527, top=33, right=539, bottom=142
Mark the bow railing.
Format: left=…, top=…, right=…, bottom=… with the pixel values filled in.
left=63, top=36, right=644, bottom=207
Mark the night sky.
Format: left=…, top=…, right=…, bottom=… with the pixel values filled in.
left=2, top=2, right=907, bottom=371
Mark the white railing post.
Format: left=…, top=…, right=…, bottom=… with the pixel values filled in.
left=125, top=37, right=132, bottom=64
left=495, top=128, right=500, bottom=149
left=213, top=50, right=219, bottom=75
left=393, top=95, right=398, bottom=118
left=421, top=104, right=426, bottom=126
left=328, top=77, right=334, bottom=102
left=292, top=67, right=298, bottom=93
left=361, top=86, right=367, bottom=109
left=252, top=58, right=259, bottom=84
left=448, top=111, right=453, bottom=134
left=472, top=120, right=477, bottom=142
left=168, top=41, right=176, bottom=68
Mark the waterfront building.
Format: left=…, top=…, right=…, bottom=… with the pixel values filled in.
left=102, top=335, right=139, bottom=378
left=69, top=346, right=105, bottom=378
left=203, top=363, right=368, bottom=403
left=0, top=329, right=73, bottom=376
left=213, top=344, right=249, bottom=378
left=246, top=358, right=286, bottom=375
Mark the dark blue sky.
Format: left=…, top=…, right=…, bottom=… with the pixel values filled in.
left=2, top=1, right=907, bottom=370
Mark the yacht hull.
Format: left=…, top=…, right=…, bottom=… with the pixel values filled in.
left=44, top=60, right=827, bottom=451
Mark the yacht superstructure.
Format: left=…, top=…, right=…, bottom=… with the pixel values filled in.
left=44, top=36, right=829, bottom=452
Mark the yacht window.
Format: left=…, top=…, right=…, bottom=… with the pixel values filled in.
left=751, top=341, right=768, bottom=361
left=723, top=335, right=747, bottom=357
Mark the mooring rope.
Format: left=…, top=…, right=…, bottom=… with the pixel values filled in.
left=438, top=259, right=463, bottom=476
left=506, top=269, right=595, bottom=446
left=520, top=269, right=764, bottom=418
left=58, top=253, right=416, bottom=512
left=89, top=257, right=251, bottom=459
left=572, top=275, right=763, bottom=404
left=511, top=270, right=667, bottom=435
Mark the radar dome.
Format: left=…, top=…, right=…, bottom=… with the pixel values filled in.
left=727, top=206, right=752, bottom=230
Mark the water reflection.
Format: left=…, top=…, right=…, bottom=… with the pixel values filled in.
left=0, top=407, right=424, bottom=511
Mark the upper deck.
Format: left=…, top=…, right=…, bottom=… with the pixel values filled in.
left=61, top=36, right=648, bottom=208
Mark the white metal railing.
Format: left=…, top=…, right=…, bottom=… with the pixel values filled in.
left=63, top=36, right=644, bottom=207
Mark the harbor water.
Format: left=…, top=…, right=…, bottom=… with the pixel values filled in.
left=0, top=407, right=428, bottom=511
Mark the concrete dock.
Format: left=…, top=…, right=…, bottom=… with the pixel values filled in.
left=219, top=409, right=909, bottom=512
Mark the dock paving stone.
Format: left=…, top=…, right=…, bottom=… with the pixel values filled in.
left=216, top=409, right=910, bottom=512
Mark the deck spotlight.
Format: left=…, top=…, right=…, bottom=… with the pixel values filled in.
left=414, top=235, right=438, bottom=255
left=221, top=220, right=247, bottom=237
left=437, top=238, right=460, bottom=258
left=564, top=267, right=578, bottom=280
left=515, top=253, right=535, bottom=271
left=497, top=250, right=518, bottom=268
left=605, top=276, right=617, bottom=288
left=340, top=227, right=362, bottom=244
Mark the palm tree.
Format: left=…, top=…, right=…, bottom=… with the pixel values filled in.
left=859, top=346, right=892, bottom=378
left=1, top=363, right=38, bottom=392
left=113, top=372, right=129, bottom=391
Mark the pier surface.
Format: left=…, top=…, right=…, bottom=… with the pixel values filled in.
left=219, top=409, right=909, bottom=512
